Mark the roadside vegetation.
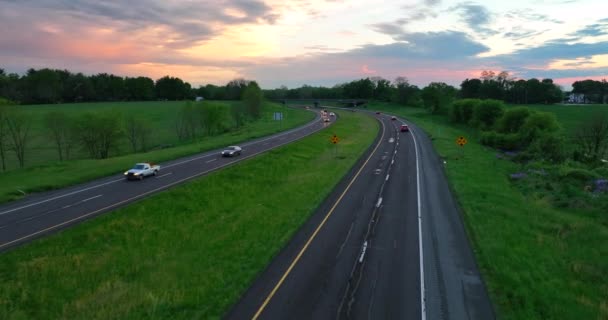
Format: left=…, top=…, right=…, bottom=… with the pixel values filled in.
left=0, top=110, right=377, bottom=319
left=0, top=99, right=313, bottom=203
left=367, top=100, right=608, bottom=319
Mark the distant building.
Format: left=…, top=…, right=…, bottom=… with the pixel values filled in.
left=567, top=93, right=587, bottom=104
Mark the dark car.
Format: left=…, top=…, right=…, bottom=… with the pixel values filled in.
left=400, top=124, right=409, bottom=132
left=391, top=116, right=397, bottom=120
left=221, top=145, right=242, bottom=157
left=375, top=111, right=381, bottom=115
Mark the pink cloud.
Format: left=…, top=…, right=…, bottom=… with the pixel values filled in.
left=361, top=64, right=376, bottom=74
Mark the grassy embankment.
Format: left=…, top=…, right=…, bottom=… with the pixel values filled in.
left=0, top=110, right=378, bottom=319
left=0, top=101, right=313, bottom=203
left=367, top=102, right=607, bottom=320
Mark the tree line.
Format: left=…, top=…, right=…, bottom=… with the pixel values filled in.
left=263, top=71, right=571, bottom=106
left=0, top=81, right=263, bottom=170
left=571, top=79, right=608, bottom=104
left=0, top=68, right=267, bottom=105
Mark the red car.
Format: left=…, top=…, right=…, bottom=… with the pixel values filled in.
left=400, top=124, right=409, bottom=132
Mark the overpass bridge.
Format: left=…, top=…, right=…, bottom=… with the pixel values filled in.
left=270, top=99, right=369, bottom=108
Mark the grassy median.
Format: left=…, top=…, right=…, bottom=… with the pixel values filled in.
left=0, top=110, right=378, bottom=319
left=0, top=102, right=313, bottom=203
left=367, top=102, right=608, bottom=320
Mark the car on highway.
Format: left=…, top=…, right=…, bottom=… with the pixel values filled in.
left=400, top=124, right=409, bottom=132
left=221, top=145, right=242, bottom=157
left=329, top=112, right=335, bottom=117
left=124, top=162, right=160, bottom=180
left=375, top=111, right=381, bottom=114
left=391, top=116, right=397, bottom=120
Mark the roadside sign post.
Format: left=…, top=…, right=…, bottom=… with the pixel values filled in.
left=456, top=136, right=467, bottom=159
left=331, top=134, right=340, bottom=157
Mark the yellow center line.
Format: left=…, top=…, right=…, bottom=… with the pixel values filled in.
left=252, top=116, right=387, bottom=320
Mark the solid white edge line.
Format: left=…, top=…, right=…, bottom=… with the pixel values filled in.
left=0, top=110, right=323, bottom=216
left=410, top=125, right=427, bottom=320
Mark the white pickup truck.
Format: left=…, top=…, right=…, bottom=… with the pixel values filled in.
left=124, top=162, right=160, bottom=180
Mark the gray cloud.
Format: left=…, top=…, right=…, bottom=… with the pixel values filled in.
left=493, top=40, right=608, bottom=63
left=0, top=0, right=278, bottom=48
left=571, top=20, right=608, bottom=37
left=451, top=2, right=497, bottom=36
left=503, top=28, right=549, bottom=40
left=504, top=9, right=564, bottom=24
left=244, top=31, right=490, bottom=87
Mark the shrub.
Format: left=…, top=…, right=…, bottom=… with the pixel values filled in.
left=480, top=131, right=521, bottom=150
left=526, top=133, right=567, bottom=163
left=496, top=107, right=531, bottom=133
left=520, top=111, right=560, bottom=145
left=450, top=99, right=479, bottom=124
left=559, top=167, right=599, bottom=182
left=470, top=99, right=504, bottom=130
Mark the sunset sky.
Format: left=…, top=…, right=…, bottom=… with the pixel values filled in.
left=1, top=0, right=607, bottom=89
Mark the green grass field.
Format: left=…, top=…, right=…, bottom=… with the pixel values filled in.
left=366, top=102, right=608, bottom=320
left=0, top=101, right=313, bottom=203
left=508, top=104, right=608, bottom=135
left=3, top=101, right=306, bottom=170
left=0, top=110, right=378, bottom=319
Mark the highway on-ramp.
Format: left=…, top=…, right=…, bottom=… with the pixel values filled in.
left=227, top=112, right=494, bottom=319
left=0, top=110, right=332, bottom=252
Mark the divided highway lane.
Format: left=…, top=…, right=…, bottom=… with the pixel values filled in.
left=227, top=111, right=494, bottom=319
left=0, top=110, right=332, bottom=252
left=227, top=114, right=422, bottom=319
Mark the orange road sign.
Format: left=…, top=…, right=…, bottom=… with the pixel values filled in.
left=456, top=136, right=467, bottom=147
left=331, top=135, right=340, bottom=144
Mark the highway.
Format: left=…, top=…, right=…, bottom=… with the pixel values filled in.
left=0, top=110, right=331, bottom=252
left=226, top=112, right=494, bottom=319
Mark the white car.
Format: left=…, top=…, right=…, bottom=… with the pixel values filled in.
left=221, top=145, right=242, bottom=157
left=124, top=162, right=160, bottom=180
left=329, top=112, right=335, bottom=117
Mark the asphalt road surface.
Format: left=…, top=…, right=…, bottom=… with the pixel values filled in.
left=0, top=109, right=332, bottom=252
left=226, top=111, right=494, bottom=320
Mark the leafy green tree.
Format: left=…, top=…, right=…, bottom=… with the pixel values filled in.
left=496, top=107, right=531, bottom=134
left=0, top=99, right=12, bottom=170
left=471, top=99, right=504, bottom=130
left=231, top=102, right=247, bottom=128
left=4, top=106, right=31, bottom=167
left=197, top=102, right=230, bottom=135
left=175, top=103, right=198, bottom=141
left=242, top=81, right=263, bottom=119
left=44, top=111, right=74, bottom=160
left=75, top=111, right=123, bottom=159
left=125, top=77, right=155, bottom=101
left=460, top=78, right=482, bottom=99
left=226, top=79, right=249, bottom=100
left=22, top=68, right=62, bottom=104
left=421, top=82, right=456, bottom=114
left=519, top=111, right=560, bottom=147
left=573, top=112, right=608, bottom=162
left=124, top=114, right=151, bottom=152
left=156, top=76, right=189, bottom=100
left=63, top=72, right=95, bottom=102
left=393, top=77, right=421, bottom=106
left=450, top=99, right=479, bottom=123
